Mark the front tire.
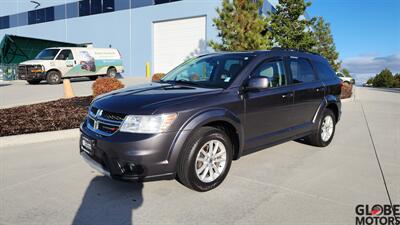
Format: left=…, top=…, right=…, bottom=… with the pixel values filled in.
left=106, top=67, right=117, bottom=78
left=177, top=127, right=233, bottom=192
left=46, top=71, right=62, bottom=85
left=304, top=108, right=336, bottom=147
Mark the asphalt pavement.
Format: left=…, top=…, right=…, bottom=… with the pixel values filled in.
left=0, top=76, right=148, bottom=109
left=0, top=87, right=399, bottom=225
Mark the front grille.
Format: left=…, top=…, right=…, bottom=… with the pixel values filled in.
left=102, top=111, right=125, bottom=121
left=18, top=66, right=28, bottom=79
left=87, top=106, right=126, bottom=136
left=18, top=65, right=42, bottom=80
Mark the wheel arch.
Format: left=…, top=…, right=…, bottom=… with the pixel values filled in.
left=166, top=109, right=244, bottom=174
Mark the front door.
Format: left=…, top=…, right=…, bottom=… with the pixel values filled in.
left=54, top=49, right=76, bottom=77
left=244, top=58, right=294, bottom=150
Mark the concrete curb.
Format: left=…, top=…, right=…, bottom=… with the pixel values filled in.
left=0, top=128, right=80, bottom=148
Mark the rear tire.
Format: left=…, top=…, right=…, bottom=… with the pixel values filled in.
left=106, top=67, right=117, bottom=78
left=304, top=108, right=336, bottom=147
left=27, top=80, right=41, bottom=85
left=46, top=71, right=62, bottom=85
left=177, top=127, right=233, bottom=192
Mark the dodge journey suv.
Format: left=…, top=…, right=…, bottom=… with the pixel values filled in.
left=80, top=48, right=342, bottom=192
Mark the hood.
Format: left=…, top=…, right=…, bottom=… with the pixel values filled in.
left=19, top=60, right=48, bottom=65
left=92, top=82, right=223, bottom=115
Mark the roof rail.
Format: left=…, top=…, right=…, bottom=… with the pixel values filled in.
left=270, top=47, right=320, bottom=55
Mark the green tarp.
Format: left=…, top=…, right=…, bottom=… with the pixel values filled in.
left=0, top=34, right=85, bottom=64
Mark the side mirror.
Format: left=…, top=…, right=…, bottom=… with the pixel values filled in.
left=246, top=77, right=269, bottom=91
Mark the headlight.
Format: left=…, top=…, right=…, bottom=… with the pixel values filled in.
left=31, top=65, right=44, bottom=72
left=120, top=113, right=177, bottom=134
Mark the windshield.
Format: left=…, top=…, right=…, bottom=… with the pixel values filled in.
left=160, top=54, right=254, bottom=88
left=35, top=49, right=60, bottom=60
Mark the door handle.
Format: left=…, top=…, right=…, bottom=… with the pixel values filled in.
left=281, top=92, right=293, bottom=98
left=315, top=87, right=325, bottom=92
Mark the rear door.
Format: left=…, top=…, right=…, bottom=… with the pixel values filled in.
left=244, top=58, right=295, bottom=149
left=288, top=57, right=325, bottom=130
left=54, top=49, right=76, bottom=77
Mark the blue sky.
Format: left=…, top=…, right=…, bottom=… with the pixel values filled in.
left=308, top=0, right=400, bottom=78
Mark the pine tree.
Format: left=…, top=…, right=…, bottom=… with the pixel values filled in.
left=269, top=0, right=316, bottom=51
left=313, top=17, right=341, bottom=71
left=373, top=68, right=394, bottom=87
left=209, top=0, right=272, bottom=51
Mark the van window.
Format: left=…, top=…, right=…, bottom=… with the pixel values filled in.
left=35, top=49, right=60, bottom=60
left=314, top=61, right=337, bottom=81
left=289, top=58, right=316, bottom=83
left=56, top=50, right=74, bottom=60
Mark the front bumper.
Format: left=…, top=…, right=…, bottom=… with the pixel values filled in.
left=79, top=121, right=182, bottom=181
left=18, top=65, right=46, bottom=81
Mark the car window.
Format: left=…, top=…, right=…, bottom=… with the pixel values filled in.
left=161, top=55, right=253, bottom=88
left=252, top=60, right=287, bottom=88
left=289, top=58, right=316, bottom=83
left=56, top=50, right=74, bottom=60
left=314, top=61, right=337, bottom=81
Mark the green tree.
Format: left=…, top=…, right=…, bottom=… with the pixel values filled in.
left=313, top=17, right=341, bottom=71
left=209, top=0, right=272, bottom=51
left=269, top=0, right=316, bottom=51
left=393, top=73, right=400, bottom=88
left=341, top=68, right=351, bottom=77
left=372, top=68, right=394, bottom=87
left=366, top=77, right=374, bottom=85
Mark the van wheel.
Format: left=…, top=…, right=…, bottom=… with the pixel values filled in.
left=304, top=108, right=336, bottom=147
left=27, top=80, right=41, bottom=85
left=106, top=67, right=117, bottom=78
left=89, top=76, right=98, bottom=80
left=46, top=71, right=61, bottom=85
left=177, top=127, right=233, bottom=192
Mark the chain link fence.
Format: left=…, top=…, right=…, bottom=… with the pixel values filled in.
left=0, top=64, right=18, bottom=81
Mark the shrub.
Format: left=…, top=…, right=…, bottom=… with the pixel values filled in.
left=92, top=77, right=124, bottom=97
left=152, top=73, right=165, bottom=82
left=341, top=82, right=353, bottom=99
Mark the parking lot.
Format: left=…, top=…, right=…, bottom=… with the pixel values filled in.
left=0, top=77, right=147, bottom=109
left=0, top=87, right=399, bottom=225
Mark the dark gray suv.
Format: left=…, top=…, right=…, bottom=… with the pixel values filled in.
left=80, top=48, right=342, bottom=191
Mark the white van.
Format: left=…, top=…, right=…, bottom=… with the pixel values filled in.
left=18, top=47, right=124, bottom=84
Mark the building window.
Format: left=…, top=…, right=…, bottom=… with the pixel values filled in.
left=131, top=0, right=152, bottom=8
left=103, top=0, right=115, bottom=12
left=0, top=16, right=10, bottom=29
left=67, top=2, right=79, bottom=18
left=45, top=7, right=55, bottom=22
left=79, top=0, right=90, bottom=17
left=91, top=0, right=102, bottom=15
left=9, top=14, right=18, bottom=28
left=154, top=0, right=169, bottom=4
left=54, top=5, right=66, bottom=20
left=115, top=0, right=130, bottom=11
left=17, top=13, right=28, bottom=26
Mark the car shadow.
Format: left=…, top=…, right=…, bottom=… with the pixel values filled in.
left=71, top=176, right=143, bottom=225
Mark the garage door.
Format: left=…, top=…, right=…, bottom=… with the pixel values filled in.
left=153, top=16, right=206, bottom=74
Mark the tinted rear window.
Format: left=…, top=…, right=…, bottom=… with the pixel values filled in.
left=313, top=61, right=337, bottom=81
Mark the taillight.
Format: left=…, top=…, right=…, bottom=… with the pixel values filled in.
left=339, top=80, right=343, bottom=88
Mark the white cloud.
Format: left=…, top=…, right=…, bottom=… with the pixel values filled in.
left=342, top=53, right=400, bottom=75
